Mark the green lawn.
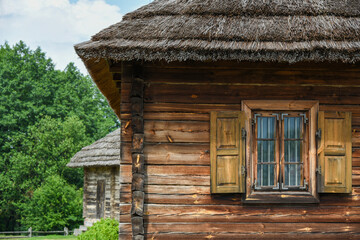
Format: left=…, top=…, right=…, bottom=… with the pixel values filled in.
left=0, top=235, right=77, bottom=240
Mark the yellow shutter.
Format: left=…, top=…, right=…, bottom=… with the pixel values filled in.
left=318, top=111, right=352, bottom=193
left=210, top=111, right=246, bottom=193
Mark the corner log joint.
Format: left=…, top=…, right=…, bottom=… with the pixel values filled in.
left=129, top=65, right=145, bottom=240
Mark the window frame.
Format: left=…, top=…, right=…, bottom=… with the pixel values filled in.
left=242, top=100, right=319, bottom=203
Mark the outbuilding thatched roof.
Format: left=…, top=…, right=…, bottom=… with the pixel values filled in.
left=75, top=0, right=360, bottom=63
left=67, top=129, right=120, bottom=168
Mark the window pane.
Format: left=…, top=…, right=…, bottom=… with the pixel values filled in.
left=284, top=117, right=301, bottom=139
left=256, top=116, right=276, bottom=188
left=284, top=164, right=301, bottom=186
left=284, top=116, right=303, bottom=187
left=257, top=117, right=275, bottom=139
left=284, top=140, right=301, bottom=163
left=257, top=141, right=275, bottom=163
left=257, top=164, right=275, bottom=187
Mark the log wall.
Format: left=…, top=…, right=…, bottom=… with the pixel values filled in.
left=118, top=61, right=360, bottom=239
left=83, top=166, right=120, bottom=225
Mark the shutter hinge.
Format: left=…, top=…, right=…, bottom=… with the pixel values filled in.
left=241, top=166, right=246, bottom=175
left=299, top=179, right=309, bottom=190
left=241, top=128, right=247, bottom=139
left=316, top=166, right=322, bottom=175
left=253, top=179, right=261, bottom=190
left=316, top=129, right=322, bottom=139
left=300, top=113, right=308, bottom=124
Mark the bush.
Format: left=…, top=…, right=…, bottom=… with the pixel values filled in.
left=19, top=175, right=83, bottom=231
left=77, top=218, right=119, bottom=240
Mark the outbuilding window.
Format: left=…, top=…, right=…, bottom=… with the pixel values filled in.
left=210, top=101, right=352, bottom=203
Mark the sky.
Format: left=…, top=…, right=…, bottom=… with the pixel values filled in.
left=0, top=0, right=152, bottom=74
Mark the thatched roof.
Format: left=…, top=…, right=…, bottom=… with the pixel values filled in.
left=74, top=0, right=360, bottom=119
left=67, top=129, right=120, bottom=168
left=75, top=0, right=360, bottom=63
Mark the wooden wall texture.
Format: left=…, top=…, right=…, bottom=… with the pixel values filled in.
left=118, top=61, right=360, bottom=239
left=83, top=166, right=120, bottom=225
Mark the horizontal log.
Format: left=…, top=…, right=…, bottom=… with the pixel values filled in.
left=120, top=187, right=360, bottom=205
left=141, top=63, right=360, bottom=85
left=122, top=120, right=209, bottom=143
left=121, top=165, right=209, bottom=177
left=120, top=233, right=360, bottom=240
left=121, top=184, right=210, bottom=195
left=122, top=82, right=360, bottom=105
left=120, top=204, right=360, bottom=218
left=120, top=103, right=242, bottom=114
left=121, top=143, right=210, bottom=165
left=121, top=174, right=210, bottom=186
left=353, top=158, right=360, bottom=167
left=121, top=212, right=360, bottom=224
left=121, top=112, right=210, bottom=121
left=120, top=222, right=360, bottom=234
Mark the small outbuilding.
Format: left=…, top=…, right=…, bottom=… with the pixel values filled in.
left=67, top=129, right=121, bottom=227
left=74, top=1, right=360, bottom=239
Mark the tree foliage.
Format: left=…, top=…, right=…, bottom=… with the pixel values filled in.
left=0, top=41, right=119, bottom=231
left=19, top=175, right=83, bottom=231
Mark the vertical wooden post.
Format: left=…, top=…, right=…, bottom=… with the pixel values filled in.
left=130, top=64, right=145, bottom=240
left=64, top=227, right=69, bottom=236
left=28, top=227, right=32, bottom=238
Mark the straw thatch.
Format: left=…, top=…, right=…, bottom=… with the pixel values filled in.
left=75, top=0, right=360, bottom=63
left=67, top=129, right=120, bottom=168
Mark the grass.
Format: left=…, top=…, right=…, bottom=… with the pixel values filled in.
left=0, top=235, right=77, bottom=240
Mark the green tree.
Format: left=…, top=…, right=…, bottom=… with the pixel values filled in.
left=19, top=175, right=83, bottom=231
left=0, top=41, right=119, bottom=231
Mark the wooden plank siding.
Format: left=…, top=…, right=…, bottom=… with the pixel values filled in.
left=119, top=61, right=360, bottom=239
left=83, top=166, right=120, bottom=225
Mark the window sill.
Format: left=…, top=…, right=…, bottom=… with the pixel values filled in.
left=244, top=191, right=319, bottom=204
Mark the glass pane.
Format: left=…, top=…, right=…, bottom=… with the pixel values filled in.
left=284, top=140, right=301, bottom=163
left=284, top=164, right=301, bottom=186
left=257, top=141, right=275, bottom=163
left=257, top=117, right=275, bottom=139
left=284, top=117, right=301, bottom=139
left=257, top=164, right=275, bottom=187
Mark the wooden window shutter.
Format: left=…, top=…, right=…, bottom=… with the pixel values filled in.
left=211, top=111, right=246, bottom=193
left=318, top=111, right=352, bottom=193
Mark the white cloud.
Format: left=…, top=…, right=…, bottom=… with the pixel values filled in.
left=0, top=0, right=122, bottom=74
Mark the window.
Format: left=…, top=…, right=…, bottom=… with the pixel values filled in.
left=253, top=111, right=308, bottom=191
left=210, top=100, right=352, bottom=203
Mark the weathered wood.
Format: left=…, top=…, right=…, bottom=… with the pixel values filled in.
left=122, top=82, right=360, bottom=104
left=131, top=98, right=144, bottom=117
left=132, top=174, right=145, bottom=192
left=131, top=217, right=144, bottom=235
left=117, top=61, right=360, bottom=239
left=318, top=112, right=352, bottom=193
left=122, top=120, right=209, bottom=143
left=132, top=153, right=145, bottom=173
left=131, top=134, right=144, bottom=153
left=120, top=188, right=360, bottom=205
left=131, top=116, right=144, bottom=133
left=133, top=235, right=144, bottom=240
left=122, top=143, right=210, bottom=165
left=120, top=222, right=360, bottom=234
left=130, top=78, right=144, bottom=98
left=96, top=180, right=105, bottom=219
left=131, top=191, right=144, bottom=216
left=120, top=233, right=359, bottom=240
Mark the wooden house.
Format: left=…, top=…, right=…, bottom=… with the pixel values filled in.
left=74, top=0, right=360, bottom=239
left=67, top=129, right=121, bottom=228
